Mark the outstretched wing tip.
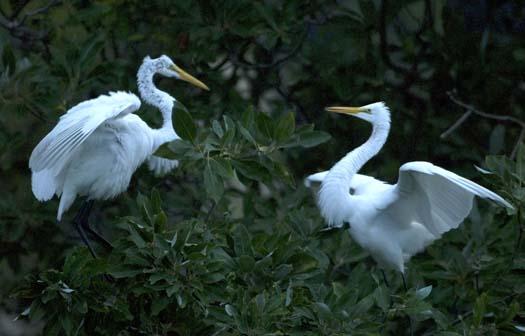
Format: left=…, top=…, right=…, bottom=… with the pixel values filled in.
left=29, top=91, right=142, bottom=174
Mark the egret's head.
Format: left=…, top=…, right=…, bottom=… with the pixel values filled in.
left=325, top=102, right=390, bottom=125
left=143, top=55, right=209, bottom=90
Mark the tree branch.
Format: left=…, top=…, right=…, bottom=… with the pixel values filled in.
left=227, top=31, right=306, bottom=70
left=445, top=91, right=525, bottom=159
left=0, top=0, right=60, bottom=46
left=10, top=0, right=31, bottom=19
left=440, top=110, right=473, bottom=139
left=19, top=0, right=60, bottom=25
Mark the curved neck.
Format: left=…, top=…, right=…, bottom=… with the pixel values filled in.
left=319, top=119, right=390, bottom=226
left=329, top=121, right=389, bottom=185
left=137, top=63, right=179, bottom=150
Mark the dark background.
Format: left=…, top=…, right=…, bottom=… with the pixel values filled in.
left=0, top=0, right=524, bottom=334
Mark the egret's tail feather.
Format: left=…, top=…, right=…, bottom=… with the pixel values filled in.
left=32, top=169, right=56, bottom=201
left=57, top=190, right=76, bottom=221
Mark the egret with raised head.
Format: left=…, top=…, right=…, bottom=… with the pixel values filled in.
left=306, top=102, right=513, bottom=277
left=29, top=55, right=209, bottom=256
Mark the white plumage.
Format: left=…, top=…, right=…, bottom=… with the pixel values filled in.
left=147, top=156, right=179, bottom=177
left=307, top=102, right=513, bottom=273
left=29, top=55, right=208, bottom=220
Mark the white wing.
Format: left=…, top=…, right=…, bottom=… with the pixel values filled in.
left=383, top=161, right=513, bottom=238
left=147, top=156, right=179, bottom=177
left=29, top=91, right=141, bottom=200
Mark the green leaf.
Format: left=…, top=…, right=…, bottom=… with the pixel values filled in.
left=225, top=304, right=238, bottom=317
left=256, top=112, right=274, bottom=140
left=285, top=282, right=293, bottom=307
left=204, top=161, right=224, bottom=202
left=108, top=267, right=144, bottom=278
left=152, top=142, right=178, bottom=160
left=238, top=123, right=257, bottom=145
left=223, top=115, right=236, bottom=132
left=232, top=159, right=271, bottom=182
left=174, top=106, right=196, bottom=142
left=313, top=302, right=332, bottom=320
left=210, top=157, right=234, bottom=178
left=232, top=224, right=253, bottom=256
left=489, top=124, right=505, bottom=154
left=415, top=285, right=432, bottom=300
left=60, top=314, right=74, bottom=336
left=241, top=105, right=256, bottom=129
left=473, top=292, right=488, bottom=327
left=374, top=286, right=390, bottom=311
left=238, top=255, right=255, bottom=272
left=150, top=188, right=162, bottom=213
left=151, top=296, right=170, bottom=316
left=166, top=284, right=180, bottom=297
left=255, top=293, right=266, bottom=313
left=274, top=112, right=296, bottom=142
left=2, top=44, right=16, bottom=74
left=128, top=225, right=146, bottom=248
left=253, top=2, right=279, bottom=32
left=296, top=130, right=331, bottom=148
left=212, top=120, right=224, bottom=138
left=154, top=211, right=168, bottom=233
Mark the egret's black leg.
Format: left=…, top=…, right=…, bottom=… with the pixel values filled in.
left=400, top=273, right=413, bottom=336
left=380, top=269, right=393, bottom=331
left=73, top=201, right=89, bottom=224
left=75, top=221, right=98, bottom=258
left=72, top=201, right=98, bottom=258
left=80, top=201, right=113, bottom=251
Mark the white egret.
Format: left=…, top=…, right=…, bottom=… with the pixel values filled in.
left=307, top=102, right=513, bottom=275
left=29, top=55, right=209, bottom=256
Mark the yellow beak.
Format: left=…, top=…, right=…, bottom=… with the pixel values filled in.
left=170, top=64, right=210, bottom=91
left=325, top=106, right=367, bottom=115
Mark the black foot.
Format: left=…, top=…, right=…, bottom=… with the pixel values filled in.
left=81, top=200, right=113, bottom=251
left=75, top=221, right=98, bottom=259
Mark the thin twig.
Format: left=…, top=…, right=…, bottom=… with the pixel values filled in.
left=19, top=0, right=60, bottom=25
left=0, top=0, right=60, bottom=44
left=447, top=92, right=525, bottom=128
left=10, top=0, right=31, bottom=19
left=228, top=32, right=306, bottom=70
left=440, top=110, right=473, bottom=139
left=446, top=91, right=525, bottom=159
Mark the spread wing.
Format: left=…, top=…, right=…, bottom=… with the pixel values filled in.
left=383, top=161, right=513, bottom=238
left=147, top=156, right=179, bottom=177
left=29, top=91, right=141, bottom=200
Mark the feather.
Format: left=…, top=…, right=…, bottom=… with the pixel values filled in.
left=146, top=156, right=179, bottom=177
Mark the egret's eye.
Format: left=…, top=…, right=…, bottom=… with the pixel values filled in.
left=349, top=187, right=356, bottom=195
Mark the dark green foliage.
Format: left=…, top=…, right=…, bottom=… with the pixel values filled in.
left=1, top=0, right=524, bottom=334
left=13, top=152, right=524, bottom=334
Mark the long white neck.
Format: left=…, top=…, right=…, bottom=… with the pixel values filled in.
left=137, top=62, right=179, bottom=151
left=319, top=116, right=390, bottom=226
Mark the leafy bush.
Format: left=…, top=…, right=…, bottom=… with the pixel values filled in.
left=1, top=0, right=524, bottom=335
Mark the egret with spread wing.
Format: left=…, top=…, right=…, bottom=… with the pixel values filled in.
left=29, top=55, right=209, bottom=256
left=307, top=102, right=513, bottom=274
